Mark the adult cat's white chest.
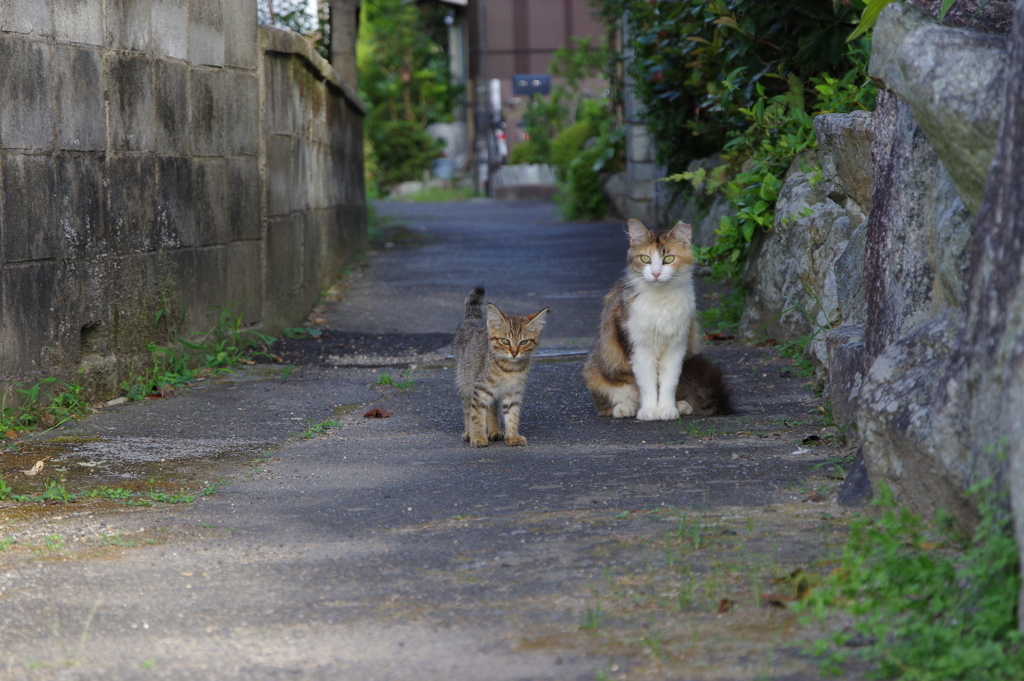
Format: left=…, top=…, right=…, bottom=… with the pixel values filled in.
left=626, top=277, right=695, bottom=355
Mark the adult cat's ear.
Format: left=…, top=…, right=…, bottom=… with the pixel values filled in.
left=668, top=221, right=692, bottom=247
left=524, top=308, right=550, bottom=331
left=626, top=218, right=650, bottom=246
left=486, top=303, right=505, bottom=330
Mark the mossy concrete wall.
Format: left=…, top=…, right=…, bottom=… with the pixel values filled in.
left=0, top=0, right=366, bottom=399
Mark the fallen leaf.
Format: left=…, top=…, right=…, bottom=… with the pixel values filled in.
left=158, top=384, right=175, bottom=399
left=180, top=572, right=193, bottom=577
left=717, top=598, right=734, bottom=613
left=364, top=408, right=393, bottom=419
left=706, top=333, right=736, bottom=341
left=3, top=430, right=18, bottom=440
left=22, top=459, right=47, bottom=476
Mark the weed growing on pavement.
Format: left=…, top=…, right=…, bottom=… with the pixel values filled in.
left=298, top=419, right=341, bottom=439
left=580, top=591, right=603, bottom=631
left=698, top=286, right=745, bottom=335
left=683, top=420, right=721, bottom=440
left=568, top=505, right=851, bottom=675
left=1, top=301, right=274, bottom=444
left=1, top=378, right=92, bottom=439
left=802, top=479, right=1024, bottom=680
left=121, top=302, right=274, bottom=401
left=99, top=534, right=138, bottom=547
left=44, top=534, right=65, bottom=552
left=0, top=476, right=228, bottom=507
left=375, top=370, right=415, bottom=390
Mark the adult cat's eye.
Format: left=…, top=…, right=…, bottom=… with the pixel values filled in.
left=520, top=339, right=532, bottom=345
left=500, top=338, right=511, bottom=345
left=663, top=255, right=676, bottom=264
left=639, top=255, right=651, bottom=263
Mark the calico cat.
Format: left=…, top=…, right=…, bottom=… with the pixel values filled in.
left=454, top=287, right=549, bottom=447
left=584, top=218, right=733, bottom=420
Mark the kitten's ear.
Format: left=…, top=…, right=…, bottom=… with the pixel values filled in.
left=668, top=220, right=693, bottom=247
left=524, top=308, right=550, bottom=332
left=486, top=303, right=505, bottom=330
left=627, top=218, right=650, bottom=246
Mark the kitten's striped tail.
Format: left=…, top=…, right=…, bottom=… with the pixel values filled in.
left=464, top=286, right=486, bottom=320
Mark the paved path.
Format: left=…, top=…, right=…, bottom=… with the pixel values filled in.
left=0, top=201, right=852, bottom=680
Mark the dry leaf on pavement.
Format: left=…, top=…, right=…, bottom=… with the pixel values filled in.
left=22, top=459, right=47, bottom=476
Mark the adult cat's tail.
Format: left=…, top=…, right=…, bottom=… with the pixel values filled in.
left=464, top=286, right=486, bottom=320
left=677, top=355, right=735, bottom=416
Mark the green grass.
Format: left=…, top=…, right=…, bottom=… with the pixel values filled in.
left=2, top=299, right=275, bottom=444
left=0, top=477, right=229, bottom=506
left=802, top=480, right=1024, bottom=679
left=389, top=186, right=476, bottom=202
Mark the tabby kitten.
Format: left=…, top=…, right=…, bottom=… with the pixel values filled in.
left=584, top=218, right=733, bottom=420
left=454, top=287, right=549, bottom=447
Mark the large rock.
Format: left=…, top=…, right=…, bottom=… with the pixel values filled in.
left=859, top=312, right=972, bottom=524
left=870, top=3, right=1010, bottom=213
left=740, top=153, right=852, bottom=372
left=814, top=111, right=874, bottom=227
left=862, top=92, right=968, bottom=362
left=739, top=111, right=879, bottom=383
left=857, top=0, right=1016, bottom=531
left=825, top=325, right=865, bottom=430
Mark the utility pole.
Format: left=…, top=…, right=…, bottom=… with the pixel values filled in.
left=328, top=0, right=360, bottom=88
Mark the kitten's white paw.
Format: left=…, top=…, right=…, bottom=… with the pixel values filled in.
left=612, top=403, right=638, bottom=418
left=675, top=400, right=693, bottom=416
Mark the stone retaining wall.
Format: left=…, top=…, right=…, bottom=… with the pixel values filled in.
left=0, top=0, right=365, bottom=399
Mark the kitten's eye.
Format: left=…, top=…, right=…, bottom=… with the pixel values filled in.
left=520, top=339, right=532, bottom=346
left=500, top=338, right=511, bottom=345
left=639, top=255, right=651, bottom=263
left=663, top=255, right=676, bottom=264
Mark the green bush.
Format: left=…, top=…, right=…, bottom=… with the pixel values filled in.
left=591, top=0, right=865, bottom=173
left=369, top=120, right=444, bottom=195
left=549, top=120, right=596, bottom=182
left=666, top=45, right=876, bottom=280
left=509, top=140, right=544, bottom=165
left=562, top=147, right=607, bottom=220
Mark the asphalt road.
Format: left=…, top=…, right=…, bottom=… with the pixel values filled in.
left=0, top=200, right=850, bottom=681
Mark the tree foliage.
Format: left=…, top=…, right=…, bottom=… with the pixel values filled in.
left=590, top=0, right=867, bottom=173
left=257, top=0, right=330, bottom=60
left=358, top=0, right=459, bottom=194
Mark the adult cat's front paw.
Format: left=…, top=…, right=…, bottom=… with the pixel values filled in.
left=612, top=403, right=638, bottom=418
left=489, top=430, right=505, bottom=441
left=469, top=437, right=489, bottom=447
left=637, top=405, right=680, bottom=421
left=504, top=434, right=526, bottom=446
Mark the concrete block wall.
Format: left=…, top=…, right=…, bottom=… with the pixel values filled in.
left=0, top=1, right=365, bottom=399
